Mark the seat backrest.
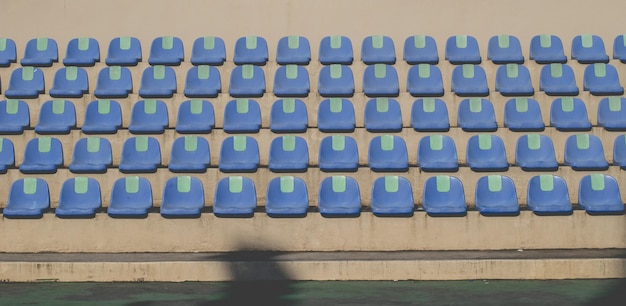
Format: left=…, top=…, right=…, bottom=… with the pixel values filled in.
left=162, top=176, right=205, bottom=211
left=228, top=64, right=266, bottom=97
left=410, top=98, right=449, bottom=132
left=148, top=36, right=184, bottom=65
left=223, top=98, right=262, bottom=133
left=265, top=176, right=309, bottom=216
left=549, top=97, right=591, bottom=131
left=64, top=37, right=100, bottom=66
left=0, top=137, right=15, bottom=171
left=487, top=35, right=523, bottom=64
left=317, top=98, right=355, bottom=132
left=406, top=64, right=444, bottom=97
left=268, top=135, right=309, bottom=172
left=318, top=64, right=354, bottom=97
left=106, top=36, right=142, bottom=65
left=20, top=137, right=63, bottom=173
left=129, top=99, right=169, bottom=134
left=564, top=134, right=608, bottom=169
left=571, top=34, right=608, bottom=63
left=139, top=65, right=177, bottom=97
left=69, top=137, right=113, bottom=173
left=466, top=134, right=507, bottom=170
left=120, top=136, right=162, bottom=168
left=417, top=135, right=458, bottom=171
left=269, top=98, right=308, bottom=133
left=319, top=35, right=353, bottom=65
left=578, top=174, right=624, bottom=213
left=422, top=175, right=466, bottom=215
left=36, top=99, right=77, bottom=134
left=0, top=99, right=30, bottom=133
left=475, top=175, right=518, bottom=215
left=503, top=97, right=544, bottom=131
left=318, top=135, right=359, bottom=172
left=214, top=176, right=257, bottom=216
left=57, top=177, right=102, bottom=215
left=184, top=65, right=221, bottom=97
left=370, top=175, right=414, bottom=214
left=21, top=37, right=58, bottom=66
left=368, top=135, right=408, bottom=171
left=514, top=134, right=558, bottom=171
left=361, top=35, right=396, bottom=64
left=82, top=99, right=122, bottom=134
left=0, top=38, right=17, bottom=65
left=191, top=36, right=226, bottom=65
left=457, top=98, right=496, bottom=132
left=403, top=35, right=438, bottom=64
left=218, top=136, right=260, bottom=172
left=233, top=36, right=268, bottom=65
left=527, top=174, right=571, bottom=214
left=276, top=35, right=311, bottom=65
left=597, top=96, right=626, bottom=130
left=169, top=135, right=211, bottom=170
left=530, top=34, right=566, bottom=63
left=175, top=99, right=215, bottom=133
left=362, top=64, right=399, bottom=97
left=109, top=176, right=153, bottom=213
left=364, top=97, right=402, bottom=132
left=6, top=177, right=50, bottom=216
left=318, top=176, right=361, bottom=215
left=94, top=66, right=133, bottom=97
left=445, top=35, right=481, bottom=64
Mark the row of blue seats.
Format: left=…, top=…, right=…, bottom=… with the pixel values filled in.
left=2, top=173, right=623, bottom=219
left=4, top=132, right=626, bottom=174
left=2, top=62, right=624, bottom=99
left=2, top=96, right=625, bottom=135
left=3, top=34, right=626, bottom=67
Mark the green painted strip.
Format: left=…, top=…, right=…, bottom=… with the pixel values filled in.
left=190, top=99, right=203, bottom=114
left=125, top=176, right=139, bottom=194
left=413, top=35, right=426, bottom=49
left=162, top=36, right=174, bottom=50
left=87, top=137, right=101, bottom=153
left=242, top=65, right=254, bottom=79
left=594, top=63, right=606, bottom=78
left=98, top=100, right=111, bottom=114
left=0, top=38, right=6, bottom=51
left=78, top=37, right=89, bottom=51
left=622, top=35, right=626, bottom=47
left=462, top=64, right=474, bottom=78
left=381, top=135, right=394, bottom=151
left=236, top=99, right=249, bottom=114
left=203, top=36, right=215, bottom=50
left=332, top=176, right=347, bottom=193
left=456, top=35, right=467, bottom=48
left=74, top=177, right=89, bottom=194
left=418, top=64, right=430, bottom=78
left=506, top=64, right=518, bottom=78
left=422, top=98, right=435, bottom=113
left=184, top=135, right=198, bottom=152
left=23, top=177, right=38, bottom=195
left=590, top=174, right=605, bottom=191
left=374, top=64, right=386, bottom=78
left=38, top=137, right=51, bottom=153
left=280, top=176, right=295, bottom=193
left=498, top=35, right=510, bottom=48
left=282, top=136, right=296, bottom=151
left=52, top=99, right=65, bottom=114
left=469, top=98, right=482, bottom=113
left=330, top=64, right=342, bottom=79
left=384, top=176, right=399, bottom=193
left=153, top=65, right=165, bottom=80
left=288, top=36, right=300, bottom=49
left=540, top=35, right=552, bottom=48
left=528, top=134, right=541, bottom=150
left=22, top=66, right=34, bottom=81
left=120, top=36, right=131, bottom=50
left=550, top=63, right=563, bottom=78
left=0, top=138, right=3, bottom=152
left=66, top=66, right=78, bottom=81
left=515, top=98, right=528, bottom=113
left=561, top=97, right=574, bottom=112
left=36, top=38, right=48, bottom=51
left=576, top=134, right=590, bottom=150
left=581, top=34, right=593, bottom=48
left=286, top=65, right=298, bottom=79
left=478, top=134, right=492, bottom=150
left=282, top=98, right=295, bottom=113
left=372, top=35, right=383, bottom=49
left=488, top=175, right=502, bottom=192
left=177, top=176, right=191, bottom=193
left=6, top=99, right=19, bottom=115
left=144, top=99, right=157, bottom=114
left=330, top=35, right=342, bottom=49
left=609, top=97, right=622, bottom=112
left=198, top=65, right=210, bottom=79
left=229, top=176, right=243, bottom=193
left=539, top=174, right=554, bottom=192
left=233, top=136, right=247, bottom=152
left=376, top=98, right=389, bottom=113
left=109, top=66, right=121, bottom=81
left=429, top=135, right=443, bottom=151
left=330, top=98, right=342, bottom=113
left=331, top=135, right=345, bottom=151
left=135, top=136, right=149, bottom=152
left=245, top=36, right=257, bottom=49
left=436, top=175, right=451, bottom=193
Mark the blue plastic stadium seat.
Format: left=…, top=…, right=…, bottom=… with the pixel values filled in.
left=276, top=35, right=311, bottom=65
left=529, top=34, right=567, bottom=64
left=571, top=34, right=609, bottom=64
left=361, top=35, right=395, bottom=64
left=184, top=65, right=221, bottom=98
left=540, top=63, right=579, bottom=96
left=0, top=38, right=17, bottom=66
left=422, top=175, right=466, bottom=216
left=318, top=135, right=359, bottom=172
left=515, top=134, right=558, bottom=171
left=613, top=34, right=626, bottom=63
left=614, top=135, right=626, bottom=169
left=214, top=176, right=257, bottom=217
left=269, top=136, right=309, bottom=172
left=317, top=98, right=355, bottom=132
left=49, top=67, right=89, bottom=98
left=266, top=176, right=309, bottom=217
left=82, top=100, right=122, bottom=134
left=363, top=64, right=399, bottom=97
left=148, top=36, right=184, bottom=65
left=139, top=65, right=177, bottom=98
left=175, top=99, right=215, bottom=134
left=406, top=64, right=444, bottom=97
left=495, top=64, right=534, bottom=96
left=36, top=100, right=77, bottom=135
left=578, top=174, right=625, bottom=215
left=56, top=177, right=101, bottom=218
left=475, top=175, right=519, bottom=216
left=128, top=99, right=169, bottom=134
left=487, top=35, right=524, bottom=64
left=273, top=65, right=310, bottom=97
left=229, top=65, right=266, bottom=97
left=161, top=176, right=205, bottom=218
left=598, top=97, right=626, bottom=131
left=5, top=67, right=45, bottom=99
left=527, top=175, right=572, bottom=215
left=418, top=135, right=458, bottom=172
left=403, top=35, right=438, bottom=64
left=368, top=135, right=408, bottom=172
left=106, top=36, right=142, bottom=66
left=410, top=98, right=449, bottom=132
left=63, top=37, right=100, bottom=66
left=445, top=35, right=481, bottom=64
left=3, top=178, right=50, bottom=218
left=20, top=137, right=63, bottom=174
left=364, top=98, right=402, bottom=132
left=119, top=136, right=161, bottom=173
left=0, top=138, right=15, bottom=173
left=69, top=137, right=113, bottom=174
left=94, top=66, right=133, bottom=98
left=169, top=136, right=211, bottom=173
left=0, top=99, right=29, bottom=134
left=564, top=134, right=609, bottom=171
left=371, top=176, right=414, bottom=216
left=21, top=38, right=58, bottom=66
left=318, top=64, right=354, bottom=97
left=451, top=64, right=489, bottom=96
left=466, top=134, right=508, bottom=172
left=233, top=36, right=268, bottom=65
left=319, top=35, right=353, bottom=65
left=457, top=98, right=497, bottom=132
left=219, top=136, right=259, bottom=173
left=550, top=97, right=591, bottom=131
left=191, top=36, right=226, bottom=65
left=108, top=176, right=153, bottom=218
left=270, top=98, right=308, bottom=133
left=318, top=176, right=361, bottom=217
left=503, top=98, right=544, bottom=132
left=223, top=99, right=261, bottom=133
left=583, top=63, right=623, bottom=95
